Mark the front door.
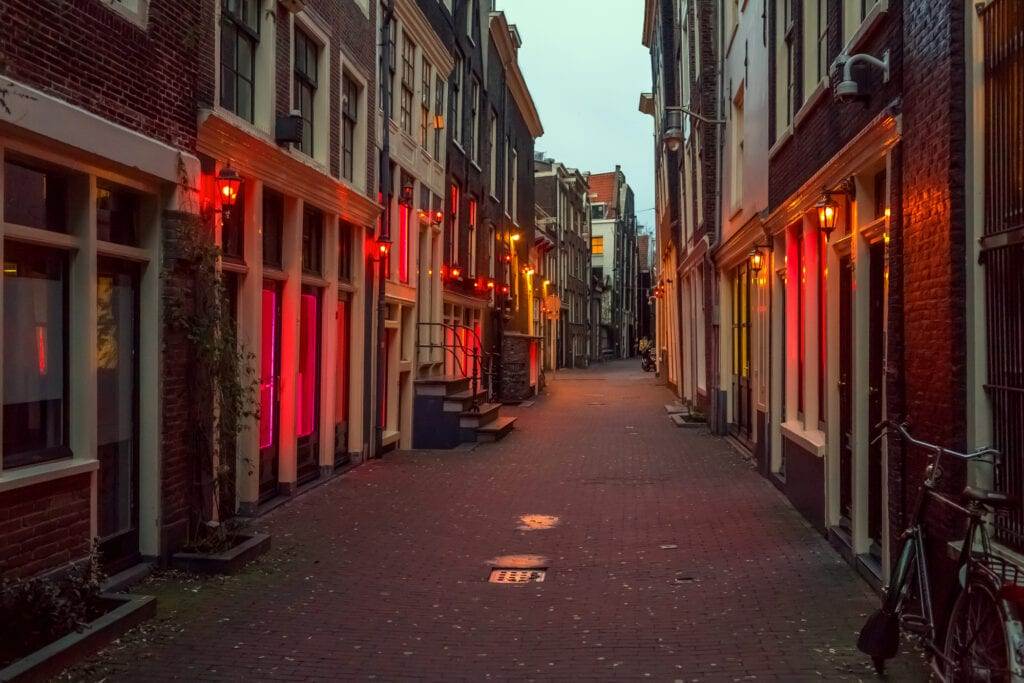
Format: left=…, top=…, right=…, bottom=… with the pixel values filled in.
left=96, top=258, right=140, bottom=572
left=838, top=254, right=854, bottom=531
left=867, top=241, right=886, bottom=558
left=732, top=263, right=752, bottom=440
left=259, top=281, right=282, bottom=503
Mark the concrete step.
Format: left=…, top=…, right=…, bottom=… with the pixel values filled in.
left=459, top=402, right=501, bottom=429
left=443, top=388, right=488, bottom=413
left=414, top=375, right=472, bottom=397
left=476, top=415, right=516, bottom=442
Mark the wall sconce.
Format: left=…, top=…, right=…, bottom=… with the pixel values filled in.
left=487, top=278, right=496, bottom=290
left=433, top=114, right=445, bottom=130
left=816, top=194, right=839, bottom=240
left=216, top=165, right=243, bottom=219
left=749, top=238, right=772, bottom=273
left=510, top=231, right=521, bottom=242
left=661, top=105, right=726, bottom=152
left=432, top=210, right=444, bottom=225
left=372, top=238, right=392, bottom=261
left=449, top=264, right=462, bottom=280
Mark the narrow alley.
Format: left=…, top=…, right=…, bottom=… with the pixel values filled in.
left=68, top=363, right=924, bottom=681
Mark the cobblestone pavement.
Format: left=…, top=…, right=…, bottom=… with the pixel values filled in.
left=66, top=361, right=926, bottom=681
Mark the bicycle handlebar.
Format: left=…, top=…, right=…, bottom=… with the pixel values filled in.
left=873, top=419, right=1001, bottom=462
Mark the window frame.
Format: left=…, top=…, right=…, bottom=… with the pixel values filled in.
left=293, top=27, right=320, bottom=158
left=219, top=0, right=261, bottom=123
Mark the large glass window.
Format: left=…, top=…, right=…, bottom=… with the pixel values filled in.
left=302, top=205, right=323, bottom=275
left=433, top=75, right=445, bottom=159
left=4, top=159, right=69, bottom=233
left=468, top=78, right=479, bottom=162
left=400, top=36, right=416, bottom=135
left=220, top=0, right=260, bottom=122
left=452, top=53, right=463, bottom=145
left=335, top=294, right=351, bottom=463
left=294, top=28, right=319, bottom=157
left=2, top=242, right=70, bottom=468
left=420, top=59, right=432, bottom=149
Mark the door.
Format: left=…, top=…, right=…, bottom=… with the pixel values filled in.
left=838, top=254, right=854, bottom=531
left=335, top=294, right=350, bottom=468
left=258, top=281, right=281, bottom=503
left=96, top=259, right=140, bottom=572
left=732, top=264, right=752, bottom=440
left=296, top=286, right=322, bottom=483
left=867, top=242, right=886, bottom=558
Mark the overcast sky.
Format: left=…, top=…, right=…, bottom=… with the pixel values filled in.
left=497, top=0, right=654, bottom=232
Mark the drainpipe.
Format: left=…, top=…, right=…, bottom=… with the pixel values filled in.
left=374, top=0, right=395, bottom=457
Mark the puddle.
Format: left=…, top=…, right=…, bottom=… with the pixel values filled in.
left=487, top=554, right=549, bottom=569
left=518, top=514, right=559, bottom=531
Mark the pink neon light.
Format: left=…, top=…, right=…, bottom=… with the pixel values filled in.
left=297, top=293, right=318, bottom=438
left=337, top=300, right=349, bottom=422
left=36, top=326, right=47, bottom=375
left=259, top=289, right=277, bottom=449
left=398, top=204, right=409, bottom=284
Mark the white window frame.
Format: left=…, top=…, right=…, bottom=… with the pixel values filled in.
left=291, top=12, right=332, bottom=166
left=339, top=58, right=370, bottom=193
left=102, top=0, right=149, bottom=28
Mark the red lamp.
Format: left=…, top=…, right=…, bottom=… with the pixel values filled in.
left=450, top=265, right=462, bottom=280
left=432, top=210, right=444, bottom=225
left=501, top=284, right=510, bottom=295
left=399, top=184, right=414, bottom=207
left=216, top=165, right=243, bottom=217
left=487, top=278, right=496, bottom=290
left=373, top=238, right=392, bottom=261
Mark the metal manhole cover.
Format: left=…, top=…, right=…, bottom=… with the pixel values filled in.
left=489, top=568, right=546, bottom=584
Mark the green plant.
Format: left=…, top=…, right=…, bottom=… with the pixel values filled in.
left=164, top=205, right=259, bottom=549
left=0, top=545, right=104, bottom=666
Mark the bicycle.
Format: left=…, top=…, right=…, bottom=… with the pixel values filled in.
left=857, top=420, right=1024, bottom=680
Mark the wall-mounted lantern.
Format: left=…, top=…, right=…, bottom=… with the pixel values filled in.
left=372, top=238, right=392, bottom=261
left=431, top=209, right=444, bottom=226
left=749, top=249, right=766, bottom=273
left=216, top=165, right=243, bottom=219
left=399, top=185, right=414, bottom=207
left=816, top=194, right=839, bottom=241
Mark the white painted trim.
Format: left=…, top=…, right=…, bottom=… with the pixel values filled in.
left=0, top=459, right=100, bottom=494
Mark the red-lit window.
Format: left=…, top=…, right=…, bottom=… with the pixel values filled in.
left=818, top=232, right=827, bottom=424
left=796, top=227, right=805, bottom=416
left=297, top=288, right=320, bottom=438
left=467, top=197, right=478, bottom=278
left=398, top=203, right=410, bottom=283
left=259, top=285, right=279, bottom=450
left=335, top=295, right=350, bottom=461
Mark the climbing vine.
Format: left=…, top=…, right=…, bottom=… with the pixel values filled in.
left=164, top=178, right=259, bottom=550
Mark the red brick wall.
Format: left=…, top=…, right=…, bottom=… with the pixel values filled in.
left=0, top=474, right=91, bottom=579
left=0, top=0, right=202, bottom=152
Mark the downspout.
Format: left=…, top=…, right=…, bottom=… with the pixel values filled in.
left=374, top=0, right=395, bottom=458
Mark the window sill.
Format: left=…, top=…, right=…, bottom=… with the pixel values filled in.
left=470, top=160, right=482, bottom=173
left=794, top=78, right=830, bottom=130
left=0, top=459, right=99, bottom=494
left=781, top=420, right=826, bottom=457
left=213, top=105, right=274, bottom=145
left=769, top=125, right=793, bottom=159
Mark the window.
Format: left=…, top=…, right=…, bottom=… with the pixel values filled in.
left=467, top=197, right=478, bottom=277
left=220, top=0, right=260, bottom=122
left=96, top=181, right=140, bottom=246
left=452, top=53, right=464, bottom=145
left=803, top=0, right=827, bottom=96
left=263, top=188, right=284, bottom=268
left=338, top=222, right=352, bottom=281
left=3, top=242, right=71, bottom=468
left=843, top=0, right=878, bottom=45
left=469, top=78, right=480, bottom=163
left=294, top=28, right=319, bottom=157
left=221, top=181, right=244, bottom=261
left=420, top=59, right=432, bottom=148
left=774, top=0, right=795, bottom=138
left=730, top=88, right=744, bottom=209
left=510, top=146, right=518, bottom=222
left=104, top=0, right=149, bottom=26
left=488, top=111, right=497, bottom=194
left=302, top=205, right=323, bottom=275
left=466, top=0, right=479, bottom=42
left=592, top=235, right=604, bottom=254
left=4, top=159, right=69, bottom=233
left=434, top=75, right=445, bottom=158
left=335, top=293, right=351, bottom=461
left=400, top=35, right=415, bottom=135
left=449, top=183, right=460, bottom=265
left=341, top=74, right=360, bottom=182
left=398, top=172, right=413, bottom=283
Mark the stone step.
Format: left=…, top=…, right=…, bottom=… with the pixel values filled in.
left=414, top=375, right=472, bottom=397
left=443, top=388, right=488, bottom=412
left=477, top=415, right=516, bottom=442
left=460, top=402, right=502, bottom=429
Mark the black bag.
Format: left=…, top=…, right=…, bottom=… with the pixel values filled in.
left=857, top=608, right=901, bottom=660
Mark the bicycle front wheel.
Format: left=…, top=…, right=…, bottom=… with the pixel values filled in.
left=943, top=576, right=1017, bottom=681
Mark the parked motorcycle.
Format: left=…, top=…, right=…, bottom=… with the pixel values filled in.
left=640, top=348, right=655, bottom=373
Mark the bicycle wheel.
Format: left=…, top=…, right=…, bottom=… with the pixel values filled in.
left=943, top=576, right=1015, bottom=681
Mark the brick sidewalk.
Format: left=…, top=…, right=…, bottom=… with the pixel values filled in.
left=66, top=361, right=925, bottom=681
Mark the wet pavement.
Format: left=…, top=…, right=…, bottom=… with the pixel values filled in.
left=65, top=361, right=925, bottom=681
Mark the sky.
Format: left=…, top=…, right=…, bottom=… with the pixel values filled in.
left=496, top=0, right=655, bottom=232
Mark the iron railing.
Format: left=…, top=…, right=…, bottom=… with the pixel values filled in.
left=981, top=0, right=1024, bottom=548
left=415, top=321, right=497, bottom=411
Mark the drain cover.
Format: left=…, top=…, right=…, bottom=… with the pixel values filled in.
left=489, top=568, right=546, bottom=584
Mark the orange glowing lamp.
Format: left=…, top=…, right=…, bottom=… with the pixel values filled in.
left=374, top=238, right=392, bottom=260
left=816, top=194, right=839, bottom=240
left=216, top=166, right=242, bottom=211
left=432, top=210, right=444, bottom=225
left=750, top=249, right=765, bottom=273
left=487, top=278, right=496, bottom=289
left=450, top=265, right=462, bottom=279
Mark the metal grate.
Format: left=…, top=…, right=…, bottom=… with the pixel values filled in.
left=488, top=568, right=546, bottom=584
left=981, top=0, right=1024, bottom=550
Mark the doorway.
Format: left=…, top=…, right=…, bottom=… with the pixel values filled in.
left=258, top=281, right=282, bottom=503
left=838, top=254, right=853, bottom=532
left=867, top=241, right=886, bottom=559
left=296, top=286, right=322, bottom=484
left=96, top=258, right=140, bottom=573
left=732, top=263, right=752, bottom=441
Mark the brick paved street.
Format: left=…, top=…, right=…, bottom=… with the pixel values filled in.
left=67, top=362, right=925, bottom=681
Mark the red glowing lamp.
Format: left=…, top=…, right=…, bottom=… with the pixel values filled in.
left=216, top=166, right=243, bottom=213
left=486, top=278, right=496, bottom=289
left=432, top=210, right=444, bottom=225
left=501, top=284, right=510, bottom=295
left=450, top=265, right=462, bottom=280
left=373, top=238, right=392, bottom=261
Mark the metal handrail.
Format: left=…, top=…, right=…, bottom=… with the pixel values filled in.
left=416, top=321, right=497, bottom=408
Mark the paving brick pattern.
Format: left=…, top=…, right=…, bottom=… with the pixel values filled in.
left=67, top=362, right=926, bottom=681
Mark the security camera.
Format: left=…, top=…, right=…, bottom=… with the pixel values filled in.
left=833, top=50, right=890, bottom=104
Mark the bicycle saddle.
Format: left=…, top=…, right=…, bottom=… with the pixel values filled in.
left=963, top=486, right=1014, bottom=508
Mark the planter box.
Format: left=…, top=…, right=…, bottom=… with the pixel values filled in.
left=170, top=532, right=271, bottom=575
left=0, top=593, right=156, bottom=683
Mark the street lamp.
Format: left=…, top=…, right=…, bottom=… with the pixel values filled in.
left=661, top=105, right=725, bottom=152
left=216, top=165, right=243, bottom=219
left=816, top=194, right=840, bottom=241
